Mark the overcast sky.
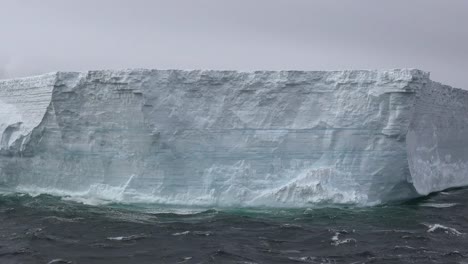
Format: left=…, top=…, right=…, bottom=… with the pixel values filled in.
left=0, top=0, right=467, bottom=88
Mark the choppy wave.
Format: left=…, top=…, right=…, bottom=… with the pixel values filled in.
left=1, top=188, right=468, bottom=264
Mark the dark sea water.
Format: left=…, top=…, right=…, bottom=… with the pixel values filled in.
left=1, top=189, right=468, bottom=264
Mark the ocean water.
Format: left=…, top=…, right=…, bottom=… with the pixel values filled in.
left=1, top=188, right=468, bottom=264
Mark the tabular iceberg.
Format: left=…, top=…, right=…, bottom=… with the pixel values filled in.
left=0, top=69, right=467, bottom=206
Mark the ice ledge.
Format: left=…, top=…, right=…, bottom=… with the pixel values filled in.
left=0, top=68, right=431, bottom=89
left=0, top=68, right=429, bottom=78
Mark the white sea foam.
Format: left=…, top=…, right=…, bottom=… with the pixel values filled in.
left=393, top=245, right=417, bottom=250
left=424, top=223, right=463, bottom=236
left=287, top=256, right=317, bottom=263
left=42, top=216, right=83, bottom=223
left=47, top=259, right=72, bottom=264
left=330, top=231, right=357, bottom=246
left=106, top=234, right=147, bottom=241
left=177, top=257, right=193, bottom=263
left=15, top=174, right=153, bottom=206
left=419, top=203, right=458, bottom=208
left=172, top=231, right=190, bottom=236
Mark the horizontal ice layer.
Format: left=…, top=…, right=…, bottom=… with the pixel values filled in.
left=0, top=69, right=467, bottom=206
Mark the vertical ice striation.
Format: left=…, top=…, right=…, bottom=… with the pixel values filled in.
left=0, top=69, right=466, bottom=206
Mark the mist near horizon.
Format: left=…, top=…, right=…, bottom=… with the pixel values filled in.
left=0, top=0, right=467, bottom=88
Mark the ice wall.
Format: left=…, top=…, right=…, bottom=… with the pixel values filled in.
left=0, top=69, right=466, bottom=206
left=407, top=81, right=468, bottom=195
left=0, top=73, right=55, bottom=152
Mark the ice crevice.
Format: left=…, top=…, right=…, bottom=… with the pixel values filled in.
left=1, top=69, right=467, bottom=206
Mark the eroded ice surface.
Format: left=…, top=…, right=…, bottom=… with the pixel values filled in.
left=0, top=69, right=467, bottom=206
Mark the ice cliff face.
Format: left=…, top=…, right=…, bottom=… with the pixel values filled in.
left=0, top=69, right=467, bottom=206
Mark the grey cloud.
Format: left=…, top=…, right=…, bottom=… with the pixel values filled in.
left=0, top=0, right=467, bottom=88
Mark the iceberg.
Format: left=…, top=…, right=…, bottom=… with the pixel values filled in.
left=0, top=69, right=467, bottom=206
